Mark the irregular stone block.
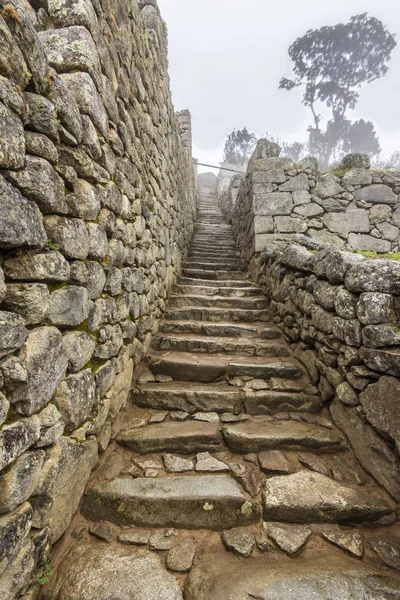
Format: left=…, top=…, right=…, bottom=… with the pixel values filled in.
left=48, top=286, right=89, bottom=327
left=55, top=369, right=96, bottom=430
left=342, top=168, right=372, bottom=186
left=360, top=376, right=400, bottom=453
left=348, top=233, right=391, bottom=253
left=0, top=538, right=35, bottom=600
left=263, top=471, right=394, bottom=524
left=69, top=179, right=100, bottom=220
left=9, top=327, right=68, bottom=416
left=185, top=554, right=400, bottom=600
left=377, top=222, right=399, bottom=242
left=314, top=173, right=344, bottom=199
left=278, top=173, right=309, bottom=192
left=346, top=260, right=400, bottom=294
left=0, top=101, right=25, bottom=169
left=0, top=503, right=32, bottom=577
left=25, top=132, right=58, bottom=164
left=23, top=93, right=59, bottom=142
left=334, top=287, right=357, bottom=319
left=357, top=292, right=396, bottom=325
left=330, top=398, right=400, bottom=501
left=274, top=216, right=306, bottom=233
left=44, top=542, right=183, bottom=600
left=33, top=437, right=98, bottom=542
left=0, top=311, right=28, bottom=358
left=362, top=324, right=400, bottom=348
left=0, top=416, right=40, bottom=472
left=360, top=346, right=400, bottom=376
left=244, top=391, right=322, bottom=414
left=3, top=283, right=50, bottom=325
left=4, top=250, right=70, bottom=282
left=264, top=522, right=312, bottom=554
left=323, top=209, right=369, bottom=237
left=0, top=175, right=46, bottom=249
left=60, top=71, right=108, bottom=137
left=222, top=526, right=255, bottom=557
left=0, top=15, right=30, bottom=90
left=355, top=184, right=398, bottom=205
left=332, top=317, right=362, bottom=347
left=83, top=475, right=259, bottom=530
left=0, top=450, right=44, bottom=513
left=311, top=247, right=364, bottom=284
left=63, top=331, right=96, bottom=373
left=44, top=215, right=90, bottom=260
left=46, top=68, right=83, bottom=143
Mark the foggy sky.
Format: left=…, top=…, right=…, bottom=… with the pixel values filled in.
left=157, top=0, right=400, bottom=171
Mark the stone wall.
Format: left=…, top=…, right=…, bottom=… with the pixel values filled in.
left=220, top=140, right=400, bottom=510
left=222, top=140, right=400, bottom=276
left=0, top=0, right=196, bottom=597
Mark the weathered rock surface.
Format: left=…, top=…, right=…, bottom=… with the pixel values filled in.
left=263, top=471, right=394, bottom=524
left=185, top=554, right=400, bottom=600
left=83, top=475, right=260, bottom=530
left=42, top=543, right=183, bottom=600
left=0, top=450, right=44, bottom=513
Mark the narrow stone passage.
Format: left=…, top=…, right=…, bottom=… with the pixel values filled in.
left=44, top=193, right=400, bottom=599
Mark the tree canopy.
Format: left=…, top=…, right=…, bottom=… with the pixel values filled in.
left=222, top=127, right=257, bottom=166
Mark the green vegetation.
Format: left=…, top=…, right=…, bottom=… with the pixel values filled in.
left=357, top=251, right=400, bottom=261
left=38, top=564, right=53, bottom=585
left=45, top=239, right=59, bottom=251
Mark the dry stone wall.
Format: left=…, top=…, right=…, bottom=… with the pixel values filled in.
left=221, top=140, right=400, bottom=276
left=0, top=0, right=195, bottom=597
left=220, top=141, right=400, bottom=510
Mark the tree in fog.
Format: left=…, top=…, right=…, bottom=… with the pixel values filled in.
left=279, top=14, right=396, bottom=167
left=222, top=127, right=257, bottom=166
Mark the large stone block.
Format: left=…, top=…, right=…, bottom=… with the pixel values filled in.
left=0, top=15, right=31, bottom=90
left=33, top=437, right=98, bottom=542
left=314, top=174, right=344, bottom=199
left=63, top=331, right=96, bottom=373
left=9, top=327, right=68, bottom=416
left=346, top=260, right=400, bottom=294
left=43, top=542, right=182, bottom=600
left=0, top=416, right=40, bottom=472
left=348, top=233, right=391, bottom=253
left=360, top=376, right=400, bottom=453
left=44, top=215, right=90, bottom=260
left=3, top=283, right=50, bottom=325
left=48, top=286, right=89, bottom=327
left=0, top=450, right=44, bottom=513
left=60, top=72, right=108, bottom=137
left=4, top=251, right=70, bottom=282
left=357, top=292, right=396, bottom=325
left=0, top=503, right=32, bottom=577
left=0, top=311, right=28, bottom=358
left=253, top=190, right=293, bottom=216
left=23, top=93, right=59, bottom=142
left=355, top=184, right=398, bottom=205
left=54, top=369, right=96, bottom=430
left=0, top=175, right=46, bottom=249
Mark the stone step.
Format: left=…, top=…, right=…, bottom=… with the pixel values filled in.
left=168, top=294, right=268, bottom=310
left=83, top=475, right=260, bottom=530
left=165, top=306, right=272, bottom=323
left=160, top=321, right=280, bottom=339
left=118, top=420, right=223, bottom=454
left=183, top=269, right=249, bottom=280
left=133, top=382, right=243, bottom=413
left=184, top=262, right=245, bottom=271
left=148, top=353, right=303, bottom=382
left=174, top=285, right=263, bottom=298
left=263, top=471, right=395, bottom=525
left=223, top=419, right=346, bottom=453
left=152, top=333, right=291, bottom=357
left=178, top=277, right=254, bottom=288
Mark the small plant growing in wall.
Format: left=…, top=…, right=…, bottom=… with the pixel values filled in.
left=38, top=563, right=53, bottom=585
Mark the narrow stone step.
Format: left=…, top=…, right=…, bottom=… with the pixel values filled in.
left=133, top=382, right=243, bottom=413
left=223, top=419, right=345, bottom=453
left=263, top=471, right=395, bottom=525
left=184, top=262, right=245, bottom=271
left=118, top=420, right=223, bottom=454
left=153, top=334, right=291, bottom=357
left=165, top=307, right=272, bottom=323
left=160, top=321, right=280, bottom=339
left=183, top=269, right=249, bottom=281
left=244, top=390, right=322, bottom=414
left=149, top=353, right=303, bottom=382
left=174, top=285, right=263, bottom=298
left=178, top=277, right=254, bottom=288
left=83, top=475, right=260, bottom=530
left=168, top=294, right=268, bottom=310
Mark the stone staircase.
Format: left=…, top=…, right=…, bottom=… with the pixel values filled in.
left=46, top=193, right=400, bottom=599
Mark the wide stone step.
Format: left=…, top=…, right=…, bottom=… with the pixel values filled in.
left=223, top=419, right=346, bottom=453
left=174, top=284, right=263, bottom=298
left=183, top=269, right=249, bottom=281
left=152, top=334, right=290, bottom=357
left=184, top=262, right=245, bottom=271
left=178, top=277, right=254, bottom=288
left=160, top=321, right=280, bottom=339
left=263, top=471, right=395, bottom=525
left=185, top=554, right=400, bottom=600
left=83, top=475, right=260, bottom=530
left=165, top=306, right=272, bottom=323
left=149, top=353, right=303, bottom=382
left=168, top=294, right=268, bottom=309
left=133, top=382, right=243, bottom=413
left=118, top=420, right=223, bottom=454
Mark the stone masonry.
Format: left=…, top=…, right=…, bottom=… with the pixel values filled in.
left=0, top=0, right=195, bottom=597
